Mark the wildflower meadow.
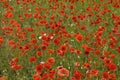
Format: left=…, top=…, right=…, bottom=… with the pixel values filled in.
left=0, top=0, right=120, bottom=80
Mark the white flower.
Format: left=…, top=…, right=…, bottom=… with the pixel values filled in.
left=68, top=66, right=70, bottom=69
left=71, top=39, right=74, bottom=41
left=50, top=36, right=53, bottom=39
left=77, top=56, right=80, bottom=59
left=29, top=9, right=31, bottom=12
left=81, top=66, right=83, bottom=69
left=43, top=33, right=46, bottom=36
left=38, top=36, right=42, bottom=39
left=71, top=23, right=74, bottom=27
left=40, top=61, right=45, bottom=64
left=86, top=70, right=89, bottom=74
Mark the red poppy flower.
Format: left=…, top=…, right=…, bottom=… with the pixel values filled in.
left=8, top=40, right=15, bottom=46
left=47, top=57, right=55, bottom=64
left=102, top=72, right=109, bottom=79
left=4, top=11, right=14, bottom=18
left=24, top=13, right=31, bottom=18
left=34, top=45, right=39, bottom=50
left=31, top=38, right=37, bottom=44
left=70, top=77, right=75, bottom=80
left=74, top=62, right=80, bottom=67
left=107, top=63, right=117, bottom=71
left=33, top=74, right=41, bottom=80
left=29, top=56, right=37, bottom=62
left=56, top=49, right=65, bottom=57
left=11, top=64, right=22, bottom=70
left=94, top=50, right=101, bottom=55
left=47, top=49, right=54, bottom=54
left=48, top=69, right=56, bottom=79
left=12, top=57, right=19, bottom=63
left=74, top=33, right=83, bottom=42
left=41, top=44, right=47, bottom=51
left=59, top=45, right=67, bottom=53
left=83, top=62, right=91, bottom=69
left=36, top=64, right=43, bottom=74
left=109, top=54, right=116, bottom=58
left=57, top=78, right=62, bottom=80
left=89, top=69, right=99, bottom=77
left=57, top=68, right=69, bottom=77
left=73, top=70, right=82, bottom=80
left=44, top=61, right=52, bottom=70
left=0, top=38, right=4, bottom=43
left=41, top=73, right=48, bottom=80
left=109, top=73, right=116, bottom=79
left=53, top=37, right=61, bottom=45
left=36, top=51, right=42, bottom=56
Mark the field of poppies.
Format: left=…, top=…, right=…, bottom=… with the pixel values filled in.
left=0, top=0, right=120, bottom=80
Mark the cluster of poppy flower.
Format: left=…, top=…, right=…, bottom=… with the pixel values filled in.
left=0, top=0, right=120, bottom=80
